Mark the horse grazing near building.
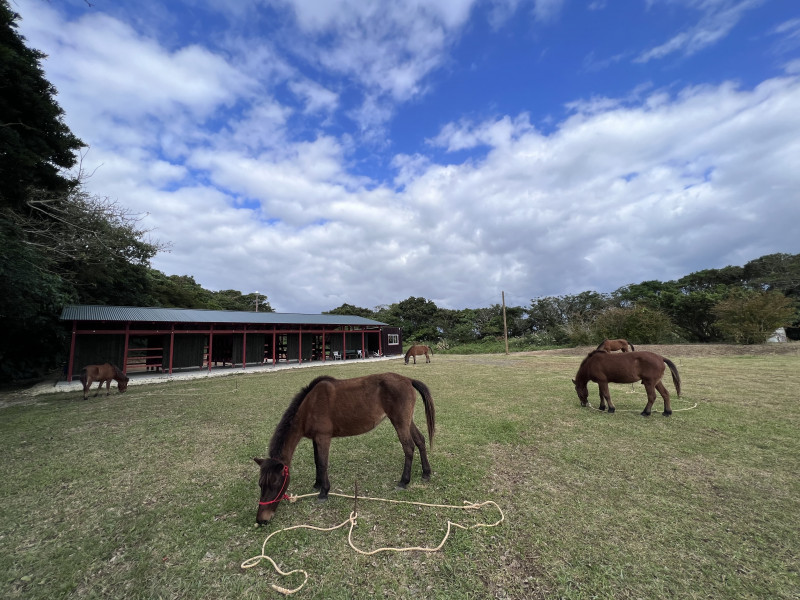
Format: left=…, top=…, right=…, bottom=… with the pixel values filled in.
left=80, top=363, right=129, bottom=400
left=404, top=344, right=432, bottom=364
left=572, top=350, right=680, bottom=416
left=596, top=338, right=635, bottom=352
left=253, top=373, right=435, bottom=523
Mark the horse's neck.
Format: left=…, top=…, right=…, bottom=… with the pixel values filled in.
left=575, top=364, right=590, bottom=385
left=270, top=428, right=303, bottom=465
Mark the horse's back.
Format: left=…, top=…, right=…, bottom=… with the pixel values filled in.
left=587, top=350, right=665, bottom=383
left=301, top=373, right=417, bottom=436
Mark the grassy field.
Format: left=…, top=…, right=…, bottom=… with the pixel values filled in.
left=2, top=345, right=799, bottom=599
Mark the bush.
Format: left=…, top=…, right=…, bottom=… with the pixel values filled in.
left=712, top=290, right=796, bottom=344
left=592, top=305, right=676, bottom=344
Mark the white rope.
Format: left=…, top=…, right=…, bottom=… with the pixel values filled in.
left=241, top=493, right=505, bottom=595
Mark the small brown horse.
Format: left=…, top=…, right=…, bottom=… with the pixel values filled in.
left=404, top=344, right=432, bottom=364
left=596, top=338, right=635, bottom=352
left=80, top=363, right=129, bottom=400
left=572, top=350, right=680, bottom=416
left=254, top=373, right=435, bottom=523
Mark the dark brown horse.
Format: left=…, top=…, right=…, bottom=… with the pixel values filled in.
left=404, top=344, right=432, bottom=364
left=254, top=373, right=435, bottom=523
left=572, top=350, right=680, bottom=416
left=596, top=338, right=635, bottom=352
left=80, top=363, right=129, bottom=400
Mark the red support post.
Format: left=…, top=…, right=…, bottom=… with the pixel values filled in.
left=169, top=325, right=175, bottom=374
left=242, top=328, right=247, bottom=369
left=123, top=322, right=131, bottom=375
left=67, top=321, right=77, bottom=382
left=208, top=325, right=214, bottom=372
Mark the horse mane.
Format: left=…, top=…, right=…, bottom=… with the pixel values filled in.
left=111, top=364, right=128, bottom=380
left=596, top=339, right=608, bottom=350
left=268, top=375, right=336, bottom=458
left=579, top=349, right=608, bottom=367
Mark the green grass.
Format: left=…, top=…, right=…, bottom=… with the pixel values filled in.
left=1, top=349, right=799, bottom=599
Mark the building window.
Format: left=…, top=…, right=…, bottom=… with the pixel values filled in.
left=388, top=334, right=399, bottom=345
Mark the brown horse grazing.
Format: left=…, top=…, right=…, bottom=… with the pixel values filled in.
left=80, top=363, right=129, bottom=400
left=596, top=338, right=635, bottom=352
left=572, top=350, right=681, bottom=417
left=254, top=373, right=435, bottom=523
left=404, top=344, right=432, bottom=364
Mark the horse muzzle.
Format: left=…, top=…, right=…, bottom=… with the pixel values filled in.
left=256, top=506, right=278, bottom=524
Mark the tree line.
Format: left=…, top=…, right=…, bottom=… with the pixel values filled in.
left=324, top=252, right=799, bottom=348
left=1, top=3, right=797, bottom=380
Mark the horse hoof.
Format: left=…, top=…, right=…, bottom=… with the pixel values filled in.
left=422, top=473, right=431, bottom=482
left=640, top=411, right=651, bottom=417
left=662, top=410, right=672, bottom=417
left=608, top=407, right=615, bottom=414
left=396, top=482, right=408, bottom=490
left=312, top=483, right=321, bottom=491
left=599, top=405, right=606, bottom=412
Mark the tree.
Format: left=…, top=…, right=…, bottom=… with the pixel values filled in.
left=712, top=290, right=796, bottom=344
left=592, top=305, right=676, bottom=344
left=0, top=1, right=84, bottom=209
left=528, top=292, right=610, bottom=343
left=324, top=304, right=375, bottom=319
left=390, top=297, right=440, bottom=341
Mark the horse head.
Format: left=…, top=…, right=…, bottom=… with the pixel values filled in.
left=254, top=457, right=291, bottom=524
left=118, top=376, right=129, bottom=393
left=572, top=378, right=589, bottom=406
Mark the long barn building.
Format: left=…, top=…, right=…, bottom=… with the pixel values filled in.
left=60, top=305, right=402, bottom=382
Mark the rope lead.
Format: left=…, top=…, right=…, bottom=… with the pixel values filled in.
left=241, top=494, right=505, bottom=595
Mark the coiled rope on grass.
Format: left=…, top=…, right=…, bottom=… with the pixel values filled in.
left=241, top=492, right=505, bottom=595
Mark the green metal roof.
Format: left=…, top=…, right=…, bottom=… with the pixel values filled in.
left=60, top=305, right=386, bottom=327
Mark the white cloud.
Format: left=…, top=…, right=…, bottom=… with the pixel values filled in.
left=636, top=0, right=763, bottom=63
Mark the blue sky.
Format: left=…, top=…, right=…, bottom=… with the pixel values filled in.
left=14, top=0, right=800, bottom=312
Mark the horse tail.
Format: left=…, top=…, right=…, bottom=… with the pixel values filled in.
left=79, top=368, right=88, bottom=388
left=663, top=358, right=681, bottom=396
left=411, top=379, right=435, bottom=449
left=629, top=343, right=635, bottom=351
left=596, top=339, right=608, bottom=351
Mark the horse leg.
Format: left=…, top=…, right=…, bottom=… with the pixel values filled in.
left=105, top=379, right=111, bottom=396
left=94, top=380, right=104, bottom=397
left=392, top=425, right=416, bottom=489
left=641, top=382, right=657, bottom=416
left=410, top=422, right=431, bottom=481
left=312, top=437, right=331, bottom=499
left=425, top=352, right=430, bottom=363
left=598, top=382, right=615, bottom=413
left=656, top=381, right=672, bottom=416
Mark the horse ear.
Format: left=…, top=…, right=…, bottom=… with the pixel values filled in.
left=253, top=457, right=265, bottom=466
left=571, top=379, right=576, bottom=384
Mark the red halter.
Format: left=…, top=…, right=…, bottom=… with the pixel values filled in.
left=258, top=465, right=290, bottom=506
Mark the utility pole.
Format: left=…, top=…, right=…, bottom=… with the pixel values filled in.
left=502, top=291, right=509, bottom=355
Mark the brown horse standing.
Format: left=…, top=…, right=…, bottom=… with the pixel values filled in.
left=596, top=338, right=635, bottom=352
left=572, top=350, right=681, bottom=416
left=253, top=373, right=435, bottom=523
left=80, top=363, right=129, bottom=400
left=404, top=344, right=432, bottom=364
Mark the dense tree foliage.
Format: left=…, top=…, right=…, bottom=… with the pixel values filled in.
left=0, top=1, right=83, bottom=210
